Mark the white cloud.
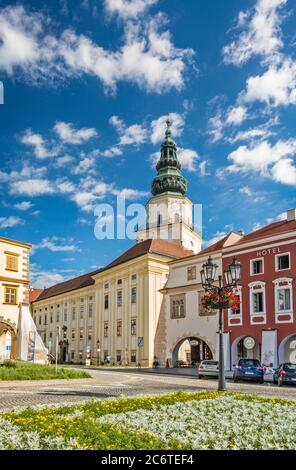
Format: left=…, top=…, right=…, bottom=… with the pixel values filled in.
left=204, top=231, right=227, bottom=248
left=71, top=156, right=96, bottom=175
left=177, top=148, right=199, bottom=172
left=150, top=113, right=185, bottom=145
left=110, top=115, right=147, bottom=146
left=113, top=188, right=149, bottom=199
left=21, top=130, right=53, bottom=159
left=242, top=59, right=296, bottom=107
left=54, top=121, right=97, bottom=144
left=0, top=5, right=41, bottom=75
left=10, top=178, right=54, bottom=196
left=223, top=0, right=287, bottom=66
left=227, top=139, right=296, bottom=186
left=239, top=185, right=263, bottom=202
left=54, top=155, right=75, bottom=167
left=0, top=216, right=25, bottom=228
left=0, top=6, right=193, bottom=94
left=199, top=160, right=210, bottom=177
left=100, top=147, right=123, bottom=157
left=230, top=128, right=274, bottom=144
left=104, top=0, right=158, bottom=19
left=14, top=201, right=33, bottom=211
left=35, top=236, right=77, bottom=252
left=30, top=263, right=68, bottom=289
left=225, top=106, right=247, bottom=126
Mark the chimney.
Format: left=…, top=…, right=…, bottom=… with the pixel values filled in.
left=287, top=208, right=296, bottom=222
left=238, top=230, right=245, bottom=236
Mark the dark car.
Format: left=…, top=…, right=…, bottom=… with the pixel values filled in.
left=273, top=363, right=296, bottom=386
left=233, top=358, right=264, bottom=383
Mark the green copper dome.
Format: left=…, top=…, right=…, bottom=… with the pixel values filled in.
left=151, top=115, right=187, bottom=196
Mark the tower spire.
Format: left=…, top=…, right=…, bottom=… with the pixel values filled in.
left=151, top=114, right=187, bottom=197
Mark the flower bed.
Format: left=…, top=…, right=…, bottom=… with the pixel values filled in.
left=0, top=362, right=91, bottom=381
left=1, top=392, right=295, bottom=450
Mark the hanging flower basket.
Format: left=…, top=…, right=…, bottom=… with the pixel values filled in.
left=202, top=291, right=240, bottom=311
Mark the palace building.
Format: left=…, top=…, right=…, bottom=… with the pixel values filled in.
left=0, top=236, right=46, bottom=363
left=31, top=118, right=199, bottom=366
left=30, top=117, right=296, bottom=369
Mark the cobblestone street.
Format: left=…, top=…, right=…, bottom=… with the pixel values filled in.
left=0, top=368, right=296, bottom=410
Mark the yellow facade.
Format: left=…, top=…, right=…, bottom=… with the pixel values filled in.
left=32, top=252, right=170, bottom=366
left=0, top=237, right=31, bottom=361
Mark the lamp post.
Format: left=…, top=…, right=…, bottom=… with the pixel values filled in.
left=200, top=256, right=242, bottom=391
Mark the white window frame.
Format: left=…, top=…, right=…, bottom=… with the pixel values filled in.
left=249, top=282, right=266, bottom=316
left=273, top=278, right=293, bottom=315
left=250, top=257, right=264, bottom=276
left=275, top=252, right=291, bottom=272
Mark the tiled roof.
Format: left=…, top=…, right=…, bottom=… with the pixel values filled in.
left=29, top=288, right=44, bottom=303
left=33, top=239, right=193, bottom=302
left=233, top=218, right=296, bottom=246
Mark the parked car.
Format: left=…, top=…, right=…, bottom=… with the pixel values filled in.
left=197, top=360, right=219, bottom=379
left=233, top=358, right=264, bottom=383
left=273, top=363, right=296, bottom=386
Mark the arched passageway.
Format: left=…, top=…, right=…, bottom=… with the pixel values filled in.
left=278, top=334, right=296, bottom=364
left=231, top=335, right=261, bottom=369
left=0, top=321, right=17, bottom=362
left=172, top=337, right=213, bottom=367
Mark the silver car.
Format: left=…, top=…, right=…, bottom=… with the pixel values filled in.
left=197, top=360, right=219, bottom=379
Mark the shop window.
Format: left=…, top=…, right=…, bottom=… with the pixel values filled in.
left=131, top=350, right=137, bottom=363
left=116, top=351, right=122, bottom=363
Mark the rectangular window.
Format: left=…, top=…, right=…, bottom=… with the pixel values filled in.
left=88, top=304, right=93, bottom=318
left=187, top=266, right=196, bottom=281
left=276, top=254, right=290, bottom=271
left=117, top=320, right=122, bottom=337
left=4, top=286, right=17, bottom=305
left=117, top=290, right=122, bottom=307
left=131, top=319, right=137, bottom=336
left=71, top=329, right=75, bottom=340
left=251, top=259, right=263, bottom=275
left=117, top=279, right=122, bottom=285
left=104, top=321, right=109, bottom=338
left=72, top=308, right=76, bottom=321
left=131, top=287, right=137, bottom=304
left=277, top=288, right=291, bottom=311
left=104, top=283, right=109, bottom=290
left=50, top=314, right=53, bottom=324
left=253, top=292, right=264, bottom=313
left=44, top=315, right=47, bottom=325
left=6, top=254, right=18, bottom=272
left=79, top=328, right=84, bottom=340
left=88, top=327, right=92, bottom=341
left=131, top=350, right=137, bottom=363
left=80, top=305, right=84, bottom=319
left=56, top=312, right=60, bottom=322
left=170, top=295, right=186, bottom=319
left=39, top=316, right=41, bottom=325
left=64, top=312, right=67, bottom=322
left=131, top=274, right=137, bottom=281
left=104, top=295, right=109, bottom=310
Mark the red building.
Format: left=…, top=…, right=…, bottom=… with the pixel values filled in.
left=222, top=208, right=296, bottom=370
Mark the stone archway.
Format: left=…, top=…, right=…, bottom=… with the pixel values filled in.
left=231, top=335, right=261, bottom=369
left=278, top=333, right=296, bottom=364
left=172, top=335, right=213, bottom=367
left=0, top=318, right=17, bottom=362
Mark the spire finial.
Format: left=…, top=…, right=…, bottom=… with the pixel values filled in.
left=165, top=113, right=172, bottom=140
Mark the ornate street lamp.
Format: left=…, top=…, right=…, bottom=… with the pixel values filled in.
left=200, top=256, right=242, bottom=391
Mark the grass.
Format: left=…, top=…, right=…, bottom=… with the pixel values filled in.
left=1, top=391, right=295, bottom=450
left=0, top=361, right=91, bottom=381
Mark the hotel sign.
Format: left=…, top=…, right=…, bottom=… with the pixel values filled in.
left=256, top=247, right=281, bottom=257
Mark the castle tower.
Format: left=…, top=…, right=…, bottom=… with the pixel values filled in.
left=136, top=115, right=202, bottom=254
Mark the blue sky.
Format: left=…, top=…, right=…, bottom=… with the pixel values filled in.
left=0, top=0, right=295, bottom=288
